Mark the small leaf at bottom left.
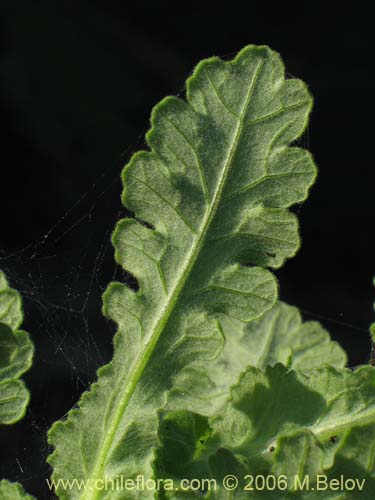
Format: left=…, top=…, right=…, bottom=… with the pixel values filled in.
left=0, top=480, right=35, bottom=500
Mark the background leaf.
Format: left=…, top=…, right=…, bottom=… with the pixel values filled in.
left=169, top=301, right=346, bottom=415
left=0, top=480, right=35, bottom=499
left=156, top=364, right=375, bottom=498
left=0, top=270, right=33, bottom=425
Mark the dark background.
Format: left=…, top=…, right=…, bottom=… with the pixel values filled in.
left=0, top=2, right=374, bottom=498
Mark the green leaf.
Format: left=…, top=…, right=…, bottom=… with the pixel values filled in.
left=0, top=270, right=33, bottom=425
left=0, top=480, right=35, bottom=499
left=48, top=45, right=316, bottom=499
left=156, top=364, right=375, bottom=498
left=169, top=301, right=346, bottom=415
left=270, top=426, right=375, bottom=499
left=0, top=270, right=23, bottom=331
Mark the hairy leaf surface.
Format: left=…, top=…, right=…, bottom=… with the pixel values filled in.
left=0, top=480, right=35, bottom=500
left=0, top=270, right=33, bottom=424
left=48, top=45, right=316, bottom=500
left=169, top=301, right=346, bottom=415
left=156, top=364, right=375, bottom=498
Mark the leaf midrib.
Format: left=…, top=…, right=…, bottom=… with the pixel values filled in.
left=80, top=58, right=264, bottom=500
left=265, top=408, right=375, bottom=457
left=312, top=408, right=375, bottom=441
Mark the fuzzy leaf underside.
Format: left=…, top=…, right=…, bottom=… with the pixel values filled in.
left=168, top=301, right=346, bottom=415
left=48, top=45, right=316, bottom=500
left=0, top=270, right=33, bottom=425
left=0, top=480, right=35, bottom=500
left=156, top=364, right=375, bottom=499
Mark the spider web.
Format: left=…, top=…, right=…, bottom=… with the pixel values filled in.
left=0, top=140, right=142, bottom=498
